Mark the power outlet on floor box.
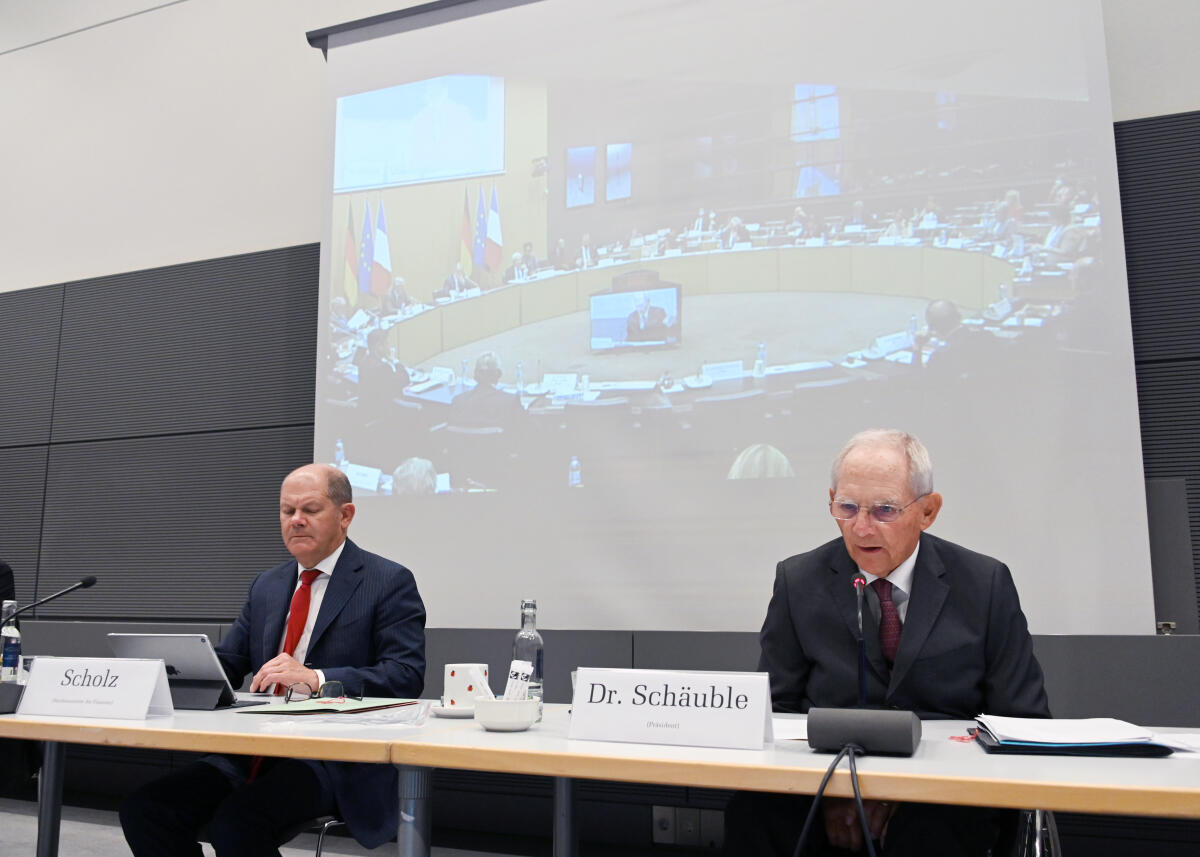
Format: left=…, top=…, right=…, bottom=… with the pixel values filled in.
left=652, top=806, right=725, bottom=848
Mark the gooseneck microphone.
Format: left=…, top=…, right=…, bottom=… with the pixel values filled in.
left=853, top=573, right=867, bottom=707
left=8, top=576, right=98, bottom=621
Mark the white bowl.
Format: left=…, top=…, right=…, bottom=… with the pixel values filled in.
left=473, top=698, right=539, bottom=732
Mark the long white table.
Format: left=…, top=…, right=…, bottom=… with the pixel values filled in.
left=2, top=704, right=1198, bottom=857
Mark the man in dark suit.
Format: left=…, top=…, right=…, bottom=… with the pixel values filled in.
left=625, top=293, right=670, bottom=342
left=733, top=429, right=1047, bottom=857
left=452, top=351, right=522, bottom=428
left=121, top=464, right=425, bottom=857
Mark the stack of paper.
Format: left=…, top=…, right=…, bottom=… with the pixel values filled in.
left=974, top=715, right=1173, bottom=757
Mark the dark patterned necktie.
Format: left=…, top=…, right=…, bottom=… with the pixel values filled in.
left=872, top=578, right=902, bottom=665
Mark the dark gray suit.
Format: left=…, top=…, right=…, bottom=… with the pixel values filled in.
left=760, top=532, right=1048, bottom=719
left=730, top=532, right=1048, bottom=857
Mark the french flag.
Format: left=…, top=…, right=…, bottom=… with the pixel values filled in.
left=485, top=185, right=503, bottom=270
left=371, top=200, right=393, bottom=296
left=473, top=186, right=487, bottom=268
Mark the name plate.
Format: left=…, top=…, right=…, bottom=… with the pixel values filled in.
left=568, top=668, right=773, bottom=750
left=18, top=656, right=174, bottom=719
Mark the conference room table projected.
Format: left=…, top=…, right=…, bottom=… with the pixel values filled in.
left=3, top=705, right=1198, bottom=857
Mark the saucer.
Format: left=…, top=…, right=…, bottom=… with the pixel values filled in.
left=431, top=704, right=476, bottom=718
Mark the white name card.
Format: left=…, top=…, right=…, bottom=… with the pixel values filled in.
left=568, top=668, right=773, bottom=750
left=18, top=656, right=173, bottom=719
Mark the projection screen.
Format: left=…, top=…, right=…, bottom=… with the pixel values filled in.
left=313, top=0, right=1155, bottom=634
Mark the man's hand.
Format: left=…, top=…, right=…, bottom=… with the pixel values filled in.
left=250, top=653, right=319, bottom=694
left=822, top=797, right=897, bottom=852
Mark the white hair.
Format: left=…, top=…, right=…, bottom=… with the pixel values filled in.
left=830, top=429, right=933, bottom=498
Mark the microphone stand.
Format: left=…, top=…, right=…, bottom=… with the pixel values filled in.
left=854, top=575, right=867, bottom=708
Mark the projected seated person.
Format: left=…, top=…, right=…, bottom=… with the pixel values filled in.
left=451, top=351, right=522, bottom=428
left=329, top=296, right=355, bottom=337
left=120, top=464, right=426, bottom=857
left=436, top=262, right=478, bottom=298
left=380, top=276, right=413, bottom=315
left=392, top=457, right=437, bottom=495
left=577, top=233, right=598, bottom=268
left=625, top=293, right=672, bottom=342
left=551, top=237, right=572, bottom=270
left=717, top=215, right=750, bottom=249
left=521, top=241, right=538, bottom=272
left=504, top=252, right=531, bottom=284
left=727, top=429, right=1047, bottom=857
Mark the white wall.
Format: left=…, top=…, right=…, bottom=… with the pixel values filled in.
left=0, top=0, right=1197, bottom=294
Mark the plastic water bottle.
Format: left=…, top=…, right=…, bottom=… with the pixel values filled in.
left=334, top=438, right=346, bottom=467
left=459, top=359, right=469, bottom=392
left=908, top=313, right=919, bottom=345
left=513, top=599, right=544, bottom=720
left=1, top=601, right=20, bottom=683
left=753, top=342, right=767, bottom=378
left=515, top=360, right=524, bottom=394
left=568, top=455, right=582, bottom=488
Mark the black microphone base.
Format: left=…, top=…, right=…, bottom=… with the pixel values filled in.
left=807, top=707, right=922, bottom=756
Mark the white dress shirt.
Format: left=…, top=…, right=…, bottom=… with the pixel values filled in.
left=277, top=539, right=346, bottom=688
left=858, top=541, right=919, bottom=624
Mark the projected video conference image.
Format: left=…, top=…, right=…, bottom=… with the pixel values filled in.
left=315, top=0, right=1152, bottom=633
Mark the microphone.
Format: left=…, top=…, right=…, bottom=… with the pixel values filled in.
left=853, top=573, right=867, bottom=707
left=7, top=576, right=98, bottom=621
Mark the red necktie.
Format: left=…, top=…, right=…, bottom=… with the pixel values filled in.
left=282, top=569, right=322, bottom=659
left=872, top=579, right=902, bottom=665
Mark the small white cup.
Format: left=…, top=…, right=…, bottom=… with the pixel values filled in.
left=442, top=663, right=489, bottom=710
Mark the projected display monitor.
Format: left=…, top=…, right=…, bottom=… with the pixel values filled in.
left=316, top=0, right=1154, bottom=636
left=590, top=286, right=679, bottom=351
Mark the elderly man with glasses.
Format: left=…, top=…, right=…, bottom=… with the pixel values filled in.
left=730, top=429, right=1048, bottom=857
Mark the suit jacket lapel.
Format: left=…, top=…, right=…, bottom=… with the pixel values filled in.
left=888, top=534, right=949, bottom=694
left=261, top=564, right=296, bottom=665
left=307, top=539, right=364, bottom=657
left=827, top=548, right=890, bottom=687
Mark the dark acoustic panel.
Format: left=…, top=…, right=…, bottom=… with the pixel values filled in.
left=633, top=631, right=760, bottom=673
left=0, top=285, right=63, bottom=448
left=1116, top=111, right=1200, bottom=365
left=51, top=244, right=318, bottom=442
left=19, top=620, right=227, bottom=657
left=1033, top=635, right=1200, bottom=727
left=1145, top=478, right=1200, bottom=633
left=38, top=426, right=312, bottom=619
left=0, top=446, right=48, bottom=605
left=1134, top=361, right=1200, bottom=608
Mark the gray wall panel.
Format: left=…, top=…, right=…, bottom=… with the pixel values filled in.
left=0, top=446, right=48, bottom=603
left=20, top=620, right=226, bottom=657
left=38, top=426, right=311, bottom=618
left=1146, top=478, right=1200, bottom=633
left=426, top=628, right=632, bottom=703
left=51, top=245, right=317, bottom=443
left=634, top=631, right=760, bottom=673
left=0, top=284, right=62, bottom=448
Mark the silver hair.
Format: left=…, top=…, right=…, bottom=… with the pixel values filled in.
left=830, top=429, right=933, bottom=498
left=392, top=457, right=436, bottom=495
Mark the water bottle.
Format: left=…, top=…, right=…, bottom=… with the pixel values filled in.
left=908, top=313, right=919, bottom=345
left=334, top=438, right=346, bottom=467
left=753, top=342, right=767, bottom=378
left=459, top=359, right=469, bottom=392
left=568, top=455, right=582, bottom=488
left=1, top=600, right=20, bottom=683
left=515, top=360, right=524, bottom=394
left=513, top=599, right=544, bottom=720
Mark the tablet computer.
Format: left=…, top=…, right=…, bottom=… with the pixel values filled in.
left=107, top=632, right=264, bottom=710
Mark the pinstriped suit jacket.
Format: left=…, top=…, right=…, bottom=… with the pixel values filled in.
left=217, top=538, right=426, bottom=848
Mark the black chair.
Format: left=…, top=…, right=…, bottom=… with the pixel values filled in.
left=279, top=814, right=345, bottom=857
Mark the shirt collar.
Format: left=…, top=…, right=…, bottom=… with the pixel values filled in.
left=299, top=539, right=346, bottom=578
left=858, top=540, right=919, bottom=596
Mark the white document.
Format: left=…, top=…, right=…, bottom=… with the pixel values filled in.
left=18, top=656, right=173, bottom=719
left=976, top=715, right=1154, bottom=744
left=771, top=717, right=808, bottom=741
